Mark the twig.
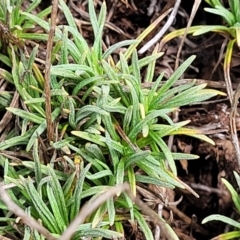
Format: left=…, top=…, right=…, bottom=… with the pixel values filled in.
left=154, top=204, right=163, bottom=240
left=59, top=182, right=176, bottom=239
left=138, top=0, right=181, bottom=54
left=0, top=184, right=56, bottom=240
left=0, top=91, right=19, bottom=135
left=167, top=205, right=209, bottom=236
left=0, top=180, right=178, bottom=239
left=69, top=0, right=130, bottom=37
left=58, top=183, right=129, bottom=240
left=44, top=0, right=58, bottom=142
left=186, top=182, right=229, bottom=197
left=147, top=0, right=158, bottom=16
left=223, top=38, right=240, bottom=168
left=230, top=82, right=240, bottom=169
left=125, top=187, right=176, bottom=240
left=175, top=0, right=202, bottom=70
left=210, top=38, right=228, bottom=79
left=120, top=78, right=232, bottom=91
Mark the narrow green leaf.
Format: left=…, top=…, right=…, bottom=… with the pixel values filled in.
left=47, top=183, right=66, bottom=231
left=123, top=106, right=133, bottom=134
left=59, top=0, right=77, bottom=28
left=131, top=52, right=164, bottom=72
left=71, top=131, right=123, bottom=154
left=26, top=108, right=61, bottom=151
left=33, top=139, right=42, bottom=186
left=0, top=68, right=13, bottom=83
left=137, top=160, right=183, bottom=188
left=59, top=26, right=89, bottom=60
left=116, top=159, right=125, bottom=186
left=135, top=175, right=174, bottom=188
left=63, top=172, right=76, bottom=199
left=85, top=143, right=105, bottom=162
left=202, top=214, right=240, bottom=228
left=86, top=170, right=113, bottom=180
left=78, top=228, right=123, bottom=239
left=204, top=6, right=235, bottom=26
left=101, top=60, right=129, bottom=106
left=92, top=1, right=106, bottom=60
left=212, top=231, right=240, bottom=240
left=149, top=131, right=177, bottom=175
left=229, top=0, right=240, bottom=22
left=107, top=197, right=115, bottom=226
left=70, top=163, right=91, bottom=221
left=48, top=165, right=68, bottom=225
left=80, top=186, right=110, bottom=199
left=153, top=152, right=199, bottom=160
left=128, top=108, right=174, bottom=140
left=0, top=128, right=35, bottom=150
left=131, top=50, right=141, bottom=84
left=72, top=75, right=104, bottom=95
left=125, top=150, right=151, bottom=168
left=234, top=171, right=240, bottom=189
left=6, top=108, right=44, bottom=124
left=222, top=178, right=240, bottom=212
left=127, top=166, right=136, bottom=196
left=21, top=12, right=50, bottom=31
left=91, top=203, right=107, bottom=228
left=22, top=161, right=68, bottom=180
left=68, top=97, right=76, bottom=128
left=88, top=0, right=99, bottom=37
left=75, top=105, right=109, bottom=123
left=192, top=25, right=230, bottom=36
left=134, top=210, right=154, bottom=240
left=156, top=55, right=196, bottom=97
left=103, top=40, right=140, bottom=59
left=144, top=45, right=159, bottom=82
left=22, top=177, right=59, bottom=233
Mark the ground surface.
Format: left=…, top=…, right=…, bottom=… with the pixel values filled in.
left=2, top=0, right=240, bottom=239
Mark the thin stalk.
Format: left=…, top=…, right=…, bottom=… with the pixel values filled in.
left=44, top=0, right=59, bottom=142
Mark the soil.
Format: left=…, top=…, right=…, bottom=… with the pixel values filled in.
left=2, top=0, right=240, bottom=239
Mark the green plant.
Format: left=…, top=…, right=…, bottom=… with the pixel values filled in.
left=156, top=0, right=240, bottom=168
left=159, top=0, right=239, bottom=100
left=202, top=171, right=240, bottom=240
left=0, top=0, right=51, bottom=113
left=0, top=0, right=225, bottom=239
left=0, top=153, right=124, bottom=239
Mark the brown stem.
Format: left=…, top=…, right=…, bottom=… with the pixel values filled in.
left=44, top=0, right=59, bottom=142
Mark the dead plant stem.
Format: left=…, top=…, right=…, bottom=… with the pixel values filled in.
left=138, top=0, right=181, bottom=54
left=175, top=0, right=201, bottom=70
left=44, top=0, right=58, bottom=142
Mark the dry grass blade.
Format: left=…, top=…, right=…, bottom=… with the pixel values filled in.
left=175, top=0, right=202, bottom=69
left=230, top=83, right=240, bottom=169
left=69, top=0, right=129, bottom=37
left=138, top=0, right=181, bottom=54
left=0, top=91, right=19, bottom=135
left=0, top=22, right=23, bottom=52
left=0, top=236, right=13, bottom=240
